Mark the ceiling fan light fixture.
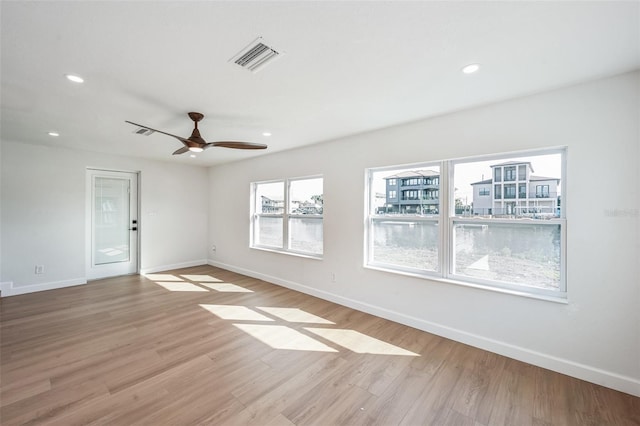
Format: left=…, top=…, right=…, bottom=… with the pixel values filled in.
left=125, top=112, right=267, bottom=156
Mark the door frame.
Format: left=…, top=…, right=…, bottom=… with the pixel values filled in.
left=86, top=168, right=140, bottom=280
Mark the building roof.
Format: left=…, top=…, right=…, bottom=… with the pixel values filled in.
left=529, top=175, right=560, bottom=182
left=470, top=179, right=493, bottom=185
left=384, top=169, right=439, bottom=179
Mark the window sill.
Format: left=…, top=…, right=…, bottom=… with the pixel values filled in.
left=364, top=264, right=568, bottom=304
left=251, top=245, right=323, bottom=261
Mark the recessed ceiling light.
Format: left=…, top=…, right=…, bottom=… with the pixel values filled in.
left=262, top=132, right=272, bottom=137
left=65, top=74, right=84, bottom=83
left=48, top=132, right=60, bottom=137
left=462, top=64, right=480, bottom=74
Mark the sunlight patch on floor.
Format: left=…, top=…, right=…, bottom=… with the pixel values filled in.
left=200, top=304, right=274, bottom=321
left=234, top=324, right=338, bottom=352
left=256, top=307, right=334, bottom=324
left=180, top=275, right=223, bottom=282
left=145, top=274, right=183, bottom=282
left=305, top=328, right=419, bottom=356
left=155, top=282, right=208, bottom=292
left=201, top=283, right=253, bottom=293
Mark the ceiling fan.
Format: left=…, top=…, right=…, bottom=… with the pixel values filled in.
left=126, top=112, right=268, bottom=155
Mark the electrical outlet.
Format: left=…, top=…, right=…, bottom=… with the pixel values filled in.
left=35, top=265, right=44, bottom=274
left=331, top=272, right=336, bottom=283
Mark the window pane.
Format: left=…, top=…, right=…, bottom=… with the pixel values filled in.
left=453, top=223, right=561, bottom=290
left=371, top=166, right=440, bottom=215
left=94, top=177, right=130, bottom=264
left=289, top=217, right=323, bottom=254
left=289, top=178, right=323, bottom=215
left=289, top=177, right=323, bottom=255
left=256, top=182, right=284, bottom=214
left=255, top=216, right=283, bottom=248
left=371, top=220, right=439, bottom=271
left=455, top=153, right=562, bottom=218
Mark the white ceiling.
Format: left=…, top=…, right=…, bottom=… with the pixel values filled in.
left=2, top=1, right=639, bottom=166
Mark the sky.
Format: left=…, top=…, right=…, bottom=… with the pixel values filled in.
left=255, top=177, right=323, bottom=203
left=371, top=152, right=563, bottom=205
left=256, top=152, right=562, bottom=207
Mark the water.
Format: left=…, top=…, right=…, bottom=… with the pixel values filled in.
left=257, top=217, right=562, bottom=289
left=256, top=217, right=323, bottom=255
left=372, top=220, right=561, bottom=289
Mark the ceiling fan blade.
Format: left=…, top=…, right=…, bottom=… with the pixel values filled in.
left=210, top=141, right=268, bottom=150
left=172, top=146, right=190, bottom=155
left=125, top=120, right=190, bottom=144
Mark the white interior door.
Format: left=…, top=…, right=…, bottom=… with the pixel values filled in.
left=87, top=169, right=138, bottom=279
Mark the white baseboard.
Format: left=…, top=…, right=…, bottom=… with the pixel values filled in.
left=1, top=278, right=87, bottom=297
left=208, top=259, right=640, bottom=397
left=140, top=259, right=209, bottom=275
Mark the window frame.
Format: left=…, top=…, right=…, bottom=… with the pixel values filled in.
left=251, top=175, right=323, bottom=259
left=365, top=147, right=567, bottom=301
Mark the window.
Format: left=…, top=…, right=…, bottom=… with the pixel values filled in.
left=504, top=184, right=516, bottom=199
left=402, top=178, right=422, bottom=186
left=388, top=179, right=396, bottom=186
left=252, top=176, right=323, bottom=257
left=366, top=148, right=566, bottom=299
left=367, top=165, right=440, bottom=273
left=536, top=185, right=550, bottom=198
left=518, top=183, right=527, bottom=198
left=504, top=166, right=516, bottom=181
left=494, top=167, right=502, bottom=182
left=388, top=190, right=397, bottom=199
left=518, top=164, right=527, bottom=180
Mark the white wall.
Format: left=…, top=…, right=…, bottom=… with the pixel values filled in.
left=208, top=71, right=640, bottom=396
left=1, top=141, right=209, bottom=294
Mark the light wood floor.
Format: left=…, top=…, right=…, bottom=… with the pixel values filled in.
left=1, top=265, right=638, bottom=426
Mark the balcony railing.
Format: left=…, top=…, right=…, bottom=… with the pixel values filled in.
left=495, top=191, right=558, bottom=200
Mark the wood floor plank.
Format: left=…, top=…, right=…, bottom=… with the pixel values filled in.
left=360, top=366, right=433, bottom=425
left=1, top=265, right=638, bottom=425
left=233, top=354, right=347, bottom=425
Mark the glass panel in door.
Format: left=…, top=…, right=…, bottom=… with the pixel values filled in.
left=93, top=177, right=130, bottom=265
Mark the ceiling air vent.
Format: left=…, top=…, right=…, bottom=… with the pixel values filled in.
left=230, top=37, right=282, bottom=73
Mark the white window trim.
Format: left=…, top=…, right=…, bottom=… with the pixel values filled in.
left=365, top=147, right=567, bottom=301
left=251, top=175, right=323, bottom=259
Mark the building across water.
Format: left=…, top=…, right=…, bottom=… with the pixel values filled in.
left=471, top=161, right=560, bottom=217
